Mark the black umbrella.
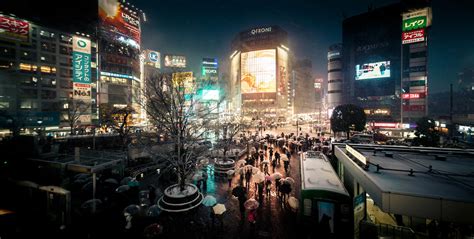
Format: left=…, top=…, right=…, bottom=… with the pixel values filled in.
left=232, top=186, right=246, bottom=198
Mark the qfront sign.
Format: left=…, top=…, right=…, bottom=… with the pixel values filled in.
left=251, top=27, right=272, bottom=35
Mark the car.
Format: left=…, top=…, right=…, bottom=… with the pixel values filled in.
left=350, top=134, right=373, bottom=144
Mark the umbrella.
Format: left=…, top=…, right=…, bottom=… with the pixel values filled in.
left=288, top=196, right=299, bottom=210
left=265, top=175, right=272, bottom=181
left=202, top=195, right=217, bottom=207
left=236, top=159, right=246, bottom=166
left=116, top=185, right=130, bottom=193
left=281, top=155, right=289, bottom=161
left=74, top=173, right=90, bottom=180
left=244, top=165, right=254, bottom=171
left=226, top=169, right=235, bottom=176
left=121, top=176, right=133, bottom=185
left=123, top=204, right=141, bottom=215
left=244, top=198, right=260, bottom=210
left=253, top=172, right=265, bottom=184
left=104, top=178, right=119, bottom=184
left=128, top=179, right=140, bottom=187
left=143, top=223, right=163, bottom=238
left=198, top=157, right=209, bottom=166
left=81, top=182, right=93, bottom=192
left=146, top=205, right=162, bottom=217
left=192, top=172, right=203, bottom=181
left=283, top=177, right=295, bottom=185
left=251, top=166, right=260, bottom=174
left=272, top=172, right=283, bottom=180
left=81, top=199, right=102, bottom=211
left=213, top=203, right=226, bottom=215
left=232, top=186, right=246, bottom=198
left=262, top=159, right=270, bottom=164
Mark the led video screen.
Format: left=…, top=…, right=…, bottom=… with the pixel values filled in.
left=355, top=61, right=390, bottom=80
left=241, top=49, right=276, bottom=93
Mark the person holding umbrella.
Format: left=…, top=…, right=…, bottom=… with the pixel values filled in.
left=284, top=158, right=290, bottom=174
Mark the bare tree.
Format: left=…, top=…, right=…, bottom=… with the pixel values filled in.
left=100, top=103, right=135, bottom=150
left=214, top=116, right=249, bottom=161
left=64, top=99, right=90, bottom=135
left=141, top=71, right=219, bottom=191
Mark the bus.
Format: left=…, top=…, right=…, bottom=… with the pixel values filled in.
left=299, top=150, right=352, bottom=238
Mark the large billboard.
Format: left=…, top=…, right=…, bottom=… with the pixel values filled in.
left=72, top=36, right=92, bottom=84
left=99, top=0, right=141, bottom=48
left=164, top=55, right=186, bottom=68
left=355, top=61, right=390, bottom=80
left=172, top=72, right=193, bottom=95
left=0, top=14, right=30, bottom=43
left=240, top=49, right=276, bottom=94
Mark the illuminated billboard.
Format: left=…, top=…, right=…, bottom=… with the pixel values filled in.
left=241, top=49, right=276, bottom=94
left=172, top=72, right=193, bottom=94
left=201, top=90, right=219, bottom=101
left=72, top=36, right=91, bottom=84
left=164, top=55, right=186, bottom=68
left=144, top=50, right=161, bottom=68
left=402, top=8, right=432, bottom=32
left=0, top=14, right=30, bottom=43
left=355, top=61, right=390, bottom=80
left=99, top=0, right=141, bottom=48
left=402, top=29, right=425, bottom=44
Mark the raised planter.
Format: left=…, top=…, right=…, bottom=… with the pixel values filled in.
left=157, top=184, right=203, bottom=212
left=214, top=158, right=235, bottom=175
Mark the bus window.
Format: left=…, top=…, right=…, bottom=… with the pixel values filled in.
left=318, top=201, right=335, bottom=234
left=303, top=199, right=312, bottom=216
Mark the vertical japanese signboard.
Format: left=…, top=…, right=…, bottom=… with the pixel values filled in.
left=72, top=36, right=92, bottom=124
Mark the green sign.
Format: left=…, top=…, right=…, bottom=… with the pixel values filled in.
left=410, top=80, right=426, bottom=87
left=403, top=16, right=427, bottom=31
left=73, top=52, right=91, bottom=83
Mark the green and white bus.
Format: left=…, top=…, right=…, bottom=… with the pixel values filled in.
left=300, top=150, right=352, bottom=238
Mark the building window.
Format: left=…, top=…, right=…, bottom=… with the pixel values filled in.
left=0, top=47, right=16, bottom=58
left=19, top=89, right=38, bottom=99
left=20, top=100, right=38, bottom=109
left=41, top=90, right=56, bottom=99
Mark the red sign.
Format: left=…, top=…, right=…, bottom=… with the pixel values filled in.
left=402, top=93, right=425, bottom=99
left=0, top=15, right=30, bottom=42
left=402, top=29, right=425, bottom=44
left=403, top=105, right=425, bottom=111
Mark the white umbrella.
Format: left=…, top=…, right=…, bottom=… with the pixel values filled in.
left=251, top=166, right=260, bottom=174
left=198, top=157, right=209, bottom=166
left=192, top=172, right=203, bottom=181
left=244, top=198, right=260, bottom=210
left=226, top=169, right=235, bottom=176
left=202, top=195, right=217, bottom=207
left=262, top=159, right=270, bottom=164
left=283, top=177, right=295, bottom=185
left=272, top=172, right=282, bottom=180
left=281, top=155, right=289, bottom=161
left=236, top=159, right=247, bottom=168
left=288, top=196, right=299, bottom=210
left=253, top=172, right=265, bottom=183
left=213, top=203, right=226, bottom=215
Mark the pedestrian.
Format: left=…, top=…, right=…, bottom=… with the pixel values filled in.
left=247, top=209, right=257, bottom=225
left=286, top=151, right=291, bottom=162
left=259, top=151, right=264, bottom=165
left=257, top=182, right=264, bottom=202
left=196, top=179, right=202, bottom=192
left=202, top=172, right=208, bottom=193
left=228, top=172, right=233, bottom=188
left=271, top=158, right=277, bottom=173
left=275, top=178, right=281, bottom=198
left=239, top=169, right=244, bottom=186
left=263, top=163, right=269, bottom=176
left=238, top=194, right=247, bottom=219
left=284, top=160, right=290, bottom=174
left=245, top=168, right=251, bottom=190
left=265, top=179, right=271, bottom=198
left=269, top=148, right=274, bottom=159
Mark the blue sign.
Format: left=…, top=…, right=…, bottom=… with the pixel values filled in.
left=149, top=51, right=159, bottom=62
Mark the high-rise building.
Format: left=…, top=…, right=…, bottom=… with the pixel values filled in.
left=0, top=13, right=98, bottom=135
left=292, top=59, right=315, bottom=115
left=457, top=68, right=474, bottom=92
left=342, top=2, right=431, bottom=127
left=327, top=44, right=343, bottom=111
left=97, top=0, right=144, bottom=125
left=229, top=26, right=291, bottom=122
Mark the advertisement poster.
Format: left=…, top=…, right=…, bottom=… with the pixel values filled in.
left=402, top=7, right=432, bottom=31
left=73, top=83, right=92, bottom=100
left=144, top=50, right=161, bottom=68
left=402, top=29, right=425, bottom=44
left=355, top=61, right=391, bottom=80
left=164, top=55, right=186, bottom=68
left=240, top=49, right=276, bottom=93
left=99, top=0, right=141, bottom=48
left=0, top=14, right=30, bottom=43
left=172, top=72, right=193, bottom=94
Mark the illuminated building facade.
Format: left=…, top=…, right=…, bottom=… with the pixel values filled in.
left=0, top=14, right=98, bottom=134
left=343, top=2, right=431, bottom=127
left=229, top=26, right=291, bottom=121
left=327, top=43, right=343, bottom=111
left=97, top=0, right=144, bottom=125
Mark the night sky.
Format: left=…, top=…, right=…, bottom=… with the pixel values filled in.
left=2, top=0, right=474, bottom=93
left=132, top=0, right=474, bottom=93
